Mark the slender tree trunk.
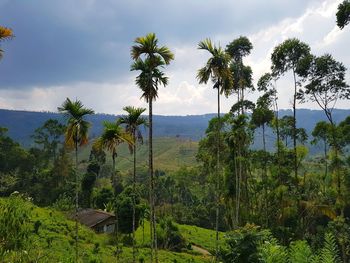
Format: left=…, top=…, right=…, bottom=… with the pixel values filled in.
left=215, top=86, right=220, bottom=262
left=292, top=69, right=298, bottom=184
left=238, top=148, right=242, bottom=224
left=262, top=124, right=268, bottom=227
left=113, top=154, right=120, bottom=262
left=149, top=99, right=157, bottom=263
left=324, top=139, right=328, bottom=194
left=75, top=141, right=79, bottom=263
left=132, top=131, right=137, bottom=263
left=235, top=152, right=239, bottom=226
left=273, top=89, right=281, bottom=184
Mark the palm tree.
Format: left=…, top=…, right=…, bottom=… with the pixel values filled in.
left=0, top=26, right=14, bottom=60
left=119, top=106, right=147, bottom=263
left=57, top=98, right=94, bottom=262
left=94, top=121, right=132, bottom=261
left=131, top=32, right=174, bottom=263
left=197, top=38, right=232, bottom=261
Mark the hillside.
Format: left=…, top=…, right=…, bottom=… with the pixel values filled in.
left=0, top=197, right=216, bottom=262
left=1, top=108, right=349, bottom=148
left=79, top=137, right=198, bottom=173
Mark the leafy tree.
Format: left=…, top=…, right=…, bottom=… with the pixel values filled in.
left=31, top=119, right=65, bottom=162
left=225, top=114, right=254, bottom=227
left=197, top=38, right=233, bottom=259
left=93, top=187, right=114, bottom=210
left=336, top=0, right=350, bottom=29
left=312, top=121, right=332, bottom=187
left=251, top=92, right=274, bottom=226
left=226, top=36, right=254, bottom=113
left=0, top=26, right=13, bottom=60
left=81, top=172, right=96, bottom=208
left=119, top=106, right=147, bottom=259
left=297, top=54, right=349, bottom=127
left=57, top=98, right=94, bottom=262
left=131, top=32, right=174, bottom=263
left=156, top=217, right=186, bottom=252
left=115, top=187, right=143, bottom=235
left=298, top=54, right=349, bottom=202
left=271, top=38, right=311, bottom=183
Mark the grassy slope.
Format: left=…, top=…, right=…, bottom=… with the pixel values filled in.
left=78, top=137, right=198, bottom=173
left=135, top=221, right=224, bottom=254
left=1, top=198, right=215, bottom=262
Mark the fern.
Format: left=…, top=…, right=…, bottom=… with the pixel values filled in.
left=288, top=240, right=313, bottom=263
left=259, top=239, right=287, bottom=263
left=319, top=233, right=341, bottom=263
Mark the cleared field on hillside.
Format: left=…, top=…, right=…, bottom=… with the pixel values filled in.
left=79, top=137, right=199, bottom=173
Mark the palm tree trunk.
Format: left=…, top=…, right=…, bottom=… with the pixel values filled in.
left=215, top=86, right=220, bottom=262
left=113, top=154, right=120, bottom=262
left=132, top=131, right=136, bottom=263
left=75, top=141, right=79, bottom=263
left=149, top=98, right=157, bottom=263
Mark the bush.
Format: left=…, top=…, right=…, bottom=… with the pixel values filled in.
left=219, top=224, right=271, bottom=263
left=0, top=194, right=32, bottom=251
left=157, top=217, right=186, bottom=252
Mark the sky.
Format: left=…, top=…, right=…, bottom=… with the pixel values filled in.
left=0, top=0, right=349, bottom=115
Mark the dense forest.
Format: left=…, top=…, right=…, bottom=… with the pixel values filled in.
left=1, top=1, right=350, bottom=262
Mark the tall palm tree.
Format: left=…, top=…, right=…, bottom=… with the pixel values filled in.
left=0, top=26, right=14, bottom=60
left=197, top=38, right=232, bottom=261
left=119, top=106, right=147, bottom=262
left=131, top=32, right=174, bottom=263
left=58, top=98, right=94, bottom=262
left=94, top=121, right=132, bottom=261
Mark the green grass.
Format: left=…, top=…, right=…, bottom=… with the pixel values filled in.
left=135, top=220, right=224, bottom=255
left=1, top=197, right=213, bottom=262
left=178, top=224, right=225, bottom=253
left=78, top=137, right=198, bottom=173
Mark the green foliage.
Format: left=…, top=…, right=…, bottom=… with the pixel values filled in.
left=319, top=233, right=341, bottom=263
left=31, top=119, right=65, bottom=162
left=219, top=224, right=270, bottom=263
left=288, top=240, right=313, bottom=263
left=197, top=38, right=233, bottom=96
left=58, top=97, right=94, bottom=149
left=157, top=217, right=186, bottom=252
left=297, top=54, right=349, bottom=124
left=226, top=36, right=253, bottom=62
left=93, top=187, right=114, bottom=210
left=115, top=187, right=144, bottom=234
left=271, top=38, right=311, bottom=76
left=336, top=0, right=350, bottom=29
left=259, top=238, right=287, bottom=263
left=0, top=194, right=32, bottom=250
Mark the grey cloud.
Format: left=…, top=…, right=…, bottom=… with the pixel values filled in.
left=0, top=0, right=316, bottom=89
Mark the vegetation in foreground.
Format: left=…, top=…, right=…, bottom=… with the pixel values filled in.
left=0, top=195, right=211, bottom=262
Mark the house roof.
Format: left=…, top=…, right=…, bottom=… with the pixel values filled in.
left=76, top=209, right=115, bottom=228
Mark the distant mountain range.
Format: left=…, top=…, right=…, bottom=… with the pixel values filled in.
left=1, top=108, right=349, bottom=153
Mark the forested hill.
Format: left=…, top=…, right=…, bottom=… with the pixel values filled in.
left=0, top=108, right=349, bottom=147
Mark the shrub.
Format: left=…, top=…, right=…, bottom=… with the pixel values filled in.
left=157, top=217, right=186, bottom=252
left=0, top=194, right=32, bottom=250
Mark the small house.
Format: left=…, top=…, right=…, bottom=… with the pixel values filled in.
left=76, top=209, right=116, bottom=234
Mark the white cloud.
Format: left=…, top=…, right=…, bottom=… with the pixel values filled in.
left=0, top=0, right=349, bottom=115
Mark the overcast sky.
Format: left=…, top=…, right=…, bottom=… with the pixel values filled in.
left=0, top=0, right=349, bottom=115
